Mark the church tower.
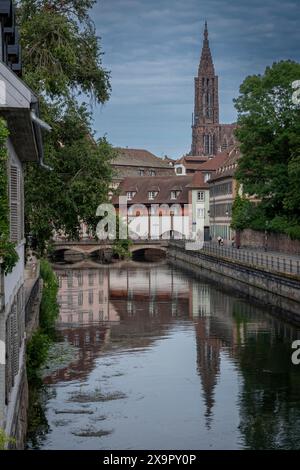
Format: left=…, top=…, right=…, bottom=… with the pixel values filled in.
left=191, top=22, right=220, bottom=156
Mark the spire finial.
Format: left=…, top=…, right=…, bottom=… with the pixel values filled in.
left=204, top=21, right=208, bottom=40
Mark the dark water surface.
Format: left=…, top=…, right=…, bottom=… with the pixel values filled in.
left=27, top=262, right=300, bottom=450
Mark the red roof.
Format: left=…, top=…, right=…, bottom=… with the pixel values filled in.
left=186, top=172, right=209, bottom=189
left=112, top=175, right=207, bottom=205
left=196, top=150, right=231, bottom=171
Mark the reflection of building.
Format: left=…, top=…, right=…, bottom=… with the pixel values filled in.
left=46, top=265, right=192, bottom=384
left=189, top=283, right=211, bottom=317
left=109, top=266, right=190, bottom=319
left=57, top=268, right=119, bottom=324
left=48, top=263, right=300, bottom=445
left=194, top=318, right=224, bottom=428
left=44, top=324, right=110, bottom=384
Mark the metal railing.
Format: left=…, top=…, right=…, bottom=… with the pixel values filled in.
left=25, top=276, right=40, bottom=326
left=169, top=240, right=300, bottom=276
left=203, top=243, right=300, bottom=276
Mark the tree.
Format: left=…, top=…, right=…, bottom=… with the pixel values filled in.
left=24, top=104, right=115, bottom=251
left=18, top=0, right=110, bottom=102
left=17, top=0, right=115, bottom=251
left=234, top=61, right=300, bottom=237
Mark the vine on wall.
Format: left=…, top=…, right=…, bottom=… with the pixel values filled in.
left=0, top=118, right=19, bottom=274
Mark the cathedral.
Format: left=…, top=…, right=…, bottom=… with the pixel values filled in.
left=191, top=22, right=236, bottom=157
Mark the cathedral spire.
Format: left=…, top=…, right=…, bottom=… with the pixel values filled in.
left=204, top=20, right=208, bottom=41
left=199, top=21, right=215, bottom=76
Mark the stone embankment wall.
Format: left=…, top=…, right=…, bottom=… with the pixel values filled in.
left=168, top=245, right=300, bottom=323
left=240, top=229, right=300, bottom=256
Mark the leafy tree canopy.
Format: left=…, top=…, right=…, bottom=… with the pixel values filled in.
left=18, top=0, right=110, bottom=102
left=17, top=0, right=115, bottom=251
left=233, top=60, right=300, bottom=238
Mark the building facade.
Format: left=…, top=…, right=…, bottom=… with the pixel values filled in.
left=208, top=147, right=241, bottom=242
left=111, top=148, right=174, bottom=188
left=112, top=174, right=209, bottom=241
left=0, top=1, right=46, bottom=446
left=191, top=22, right=237, bottom=157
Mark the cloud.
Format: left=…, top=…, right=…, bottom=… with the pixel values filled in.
left=92, top=0, right=300, bottom=157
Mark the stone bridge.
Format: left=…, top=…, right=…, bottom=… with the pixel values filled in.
left=52, top=239, right=169, bottom=259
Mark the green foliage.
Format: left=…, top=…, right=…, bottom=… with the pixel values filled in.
left=26, top=260, right=59, bottom=383
left=25, top=104, right=116, bottom=252
left=0, top=428, right=15, bottom=450
left=18, top=0, right=110, bottom=102
left=234, top=61, right=300, bottom=239
left=0, top=119, right=19, bottom=274
left=26, top=331, right=50, bottom=383
left=112, top=216, right=132, bottom=259
left=231, top=194, right=254, bottom=231
left=17, top=0, right=115, bottom=252
left=39, top=259, right=59, bottom=335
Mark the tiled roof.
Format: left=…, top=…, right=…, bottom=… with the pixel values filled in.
left=208, top=147, right=241, bottom=182
left=112, top=176, right=198, bottom=205
left=186, top=171, right=209, bottom=189
left=196, top=149, right=231, bottom=171
left=176, top=155, right=208, bottom=165
left=113, top=148, right=171, bottom=169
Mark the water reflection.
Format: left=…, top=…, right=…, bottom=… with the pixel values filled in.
left=27, top=262, right=300, bottom=450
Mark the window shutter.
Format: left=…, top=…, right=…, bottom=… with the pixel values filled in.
left=10, top=165, right=21, bottom=243
left=12, top=303, right=19, bottom=378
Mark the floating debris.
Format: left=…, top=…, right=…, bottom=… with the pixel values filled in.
left=72, top=428, right=113, bottom=438
left=68, top=390, right=127, bottom=403
left=55, top=409, right=94, bottom=415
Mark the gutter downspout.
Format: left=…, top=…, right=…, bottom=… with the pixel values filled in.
left=30, top=110, right=53, bottom=171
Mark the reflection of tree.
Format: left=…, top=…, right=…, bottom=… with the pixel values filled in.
left=237, top=331, right=300, bottom=449
left=26, top=385, right=55, bottom=449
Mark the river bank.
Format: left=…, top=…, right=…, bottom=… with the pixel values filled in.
left=168, top=242, right=300, bottom=324
left=25, top=262, right=300, bottom=450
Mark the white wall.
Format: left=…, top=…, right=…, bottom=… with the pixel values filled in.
left=3, top=139, right=25, bottom=313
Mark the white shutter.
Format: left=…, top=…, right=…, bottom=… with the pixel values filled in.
left=10, top=165, right=21, bottom=243
left=11, top=303, right=19, bottom=379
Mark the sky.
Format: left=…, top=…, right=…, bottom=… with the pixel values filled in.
left=92, top=0, right=300, bottom=158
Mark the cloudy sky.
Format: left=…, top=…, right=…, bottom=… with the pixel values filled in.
left=92, top=0, right=300, bottom=158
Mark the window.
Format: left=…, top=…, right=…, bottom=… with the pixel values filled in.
left=126, top=191, right=136, bottom=201
left=170, top=190, right=181, bottom=200
left=88, top=273, right=94, bottom=286
left=197, top=208, right=205, bottom=218
left=88, top=291, right=94, bottom=305
left=176, top=167, right=183, bottom=174
left=197, top=191, right=205, bottom=202
left=78, top=292, right=83, bottom=306
left=77, top=272, right=83, bottom=286
left=139, top=168, right=145, bottom=176
left=149, top=169, right=156, bottom=176
left=203, top=134, right=216, bottom=155
left=148, top=191, right=158, bottom=200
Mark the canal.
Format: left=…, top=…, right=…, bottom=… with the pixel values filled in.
left=26, top=261, right=300, bottom=450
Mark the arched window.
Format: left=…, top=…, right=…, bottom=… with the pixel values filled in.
left=203, top=134, right=215, bottom=155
